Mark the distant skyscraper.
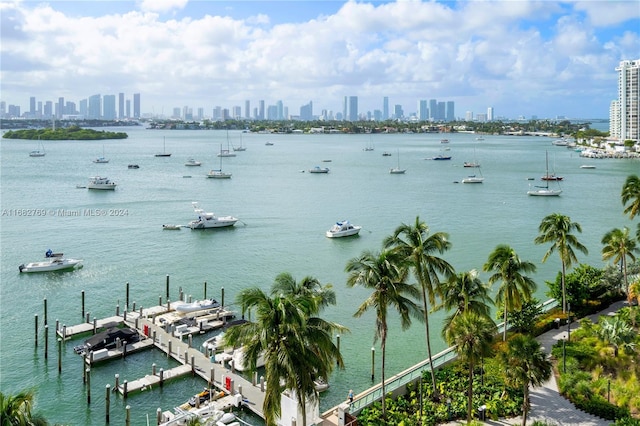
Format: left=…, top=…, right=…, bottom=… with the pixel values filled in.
left=429, top=99, right=437, bottom=120
left=276, top=100, right=284, bottom=120
left=383, top=97, right=389, bottom=120
left=133, top=93, right=140, bottom=119
left=259, top=100, right=265, bottom=120
left=611, top=59, right=640, bottom=142
left=126, top=100, right=131, bottom=118
left=300, top=101, right=313, bottom=121
left=245, top=100, right=250, bottom=119
left=30, top=97, right=36, bottom=116
left=343, top=96, right=348, bottom=121
left=446, top=101, right=455, bottom=121
left=418, top=100, right=428, bottom=121
left=103, top=95, right=116, bottom=120
left=118, top=93, right=125, bottom=119
left=465, top=111, right=473, bottom=121
left=88, top=94, right=101, bottom=119
left=348, top=96, right=358, bottom=121
left=437, top=102, right=446, bottom=121
left=57, top=97, right=64, bottom=119
left=44, top=101, right=53, bottom=118
left=487, top=107, right=494, bottom=121
left=393, top=104, right=403, bottom=119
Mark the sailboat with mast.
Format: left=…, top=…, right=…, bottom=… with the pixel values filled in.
left=155, top=137, right=171, bottom=157
left=389, top=149, right=406, bottom=174
left=93, top=145, right=109, bottom=163
left=29, top=138, right=46, bottom=157
left=232, top=133, right=246, bottom=151
left=527, top=151, right=562, bottom=196
left=207, top=144, right=232, bottom=179
left=462, top=147, right=483, bottom=183
left=218, top=131, right=237, bottom=157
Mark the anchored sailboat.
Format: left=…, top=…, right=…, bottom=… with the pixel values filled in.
left=527, top=151, right=561, bottom=196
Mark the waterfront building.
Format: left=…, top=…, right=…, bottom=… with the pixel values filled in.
left=487, top=106, right=494, bottom=121
left=611, top=59, right=640, bottom=142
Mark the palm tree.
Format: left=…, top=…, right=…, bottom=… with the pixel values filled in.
left=443, top=311, right=496, bottom=424
left=345, top=248, right=422, bottom=419
left=621, top=174, right=640, bottom=219
left=597, top=315, right=637, bottom=357
left=534, top=213, right=588, bottom=313
left=439, top=269, right=493, bottom=333
left=383, top=216, right=454, bottom=395
left=483, top=245, right=537, bottom=341
left=0, top=389, right=49, bottom=426
left=222, top=275, right=346, bottom=426
left=499, top=334, right=552, bottom=426
left=601, top=227, right=639, bottom=295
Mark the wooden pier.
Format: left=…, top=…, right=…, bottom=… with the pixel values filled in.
left=57, top=301, right=267, bottom=421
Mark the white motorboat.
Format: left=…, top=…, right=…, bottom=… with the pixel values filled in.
left=229, top=347, right=265, bottom=371
left=174, top=298, right=220, bottom=313
left=314, top=378, right=330, bottom=392
left=462, top=175, right=484, bottom=184
left=19, top=250, right=83, bottom=273
left=326, top=220, right=362, bottom=238
left=185, top=158, right=202, bottom=166
left=309, top=166, right=330, bottom=173
left=188, top=202, right=238, bottom=229
left=87, top=176, right=117, bottom=190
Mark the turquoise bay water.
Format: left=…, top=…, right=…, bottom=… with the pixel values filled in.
left=0, top=127, right=636, bottom=425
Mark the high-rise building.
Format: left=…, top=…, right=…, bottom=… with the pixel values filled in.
left=437, top=102, right=446, bottom=121
left=57, top=97, right=64, bottom=119
left=429, top=99, right=438, bottom=120
left=259, top=100, right=265, bottom=120
left=44, top=101, right=53, bottom=118
left=30, top=97, right=36, bottom=116
left=348, top=96, right=358, bottom=121
left=133, top=93, right=141, bottom=119
left=80, top=99, right=88, bottom=117
left=417, top=100, right=428, bottom=121
left=103, top=95, right=116, bottom=120
left=126, top=100, right=131, bottom=118
left=276, top=100, right=284, bottom=120
left=118, top=93, right=125, bottom=119
left=611, top=59, right=640, bottom=142
left=383, top=97, right=389, bottom=120
left=487, top=107, right=494, bottom=121
left=300, top=101, right=313, bottom=121
left=88, top=94, right=101, bottom=119
left=446, top=101, right=455, bottom=121
left=343, top=96, right=348, bottom=121
left=245, top=100, right=250, bottom=119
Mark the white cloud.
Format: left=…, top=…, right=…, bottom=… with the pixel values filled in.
left=1, top=1, right=637, bottom=118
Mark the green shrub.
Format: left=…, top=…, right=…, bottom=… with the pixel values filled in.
left=573, top=395, right=630, bottom=420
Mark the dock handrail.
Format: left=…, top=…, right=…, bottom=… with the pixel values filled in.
left=324, top=298, right=559, bottom=417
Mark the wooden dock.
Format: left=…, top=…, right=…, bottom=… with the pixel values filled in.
left=59, top=302, right=266, bottom=421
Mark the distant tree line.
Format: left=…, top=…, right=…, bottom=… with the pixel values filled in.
left=2, top=126, right=128, bottom=140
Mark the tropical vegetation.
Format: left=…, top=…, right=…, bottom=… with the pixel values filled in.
left=0, top=389, right=49, bottom=425
left=221, top=273, right=346, bottom=426
left=2, top=126, right=128, bottom=140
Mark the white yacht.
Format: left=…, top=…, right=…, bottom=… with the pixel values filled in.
left=19, top=250, right=83, bottom=273
left=188, top=202, right=238, bottom=229
left=326, top=220, right=362, bottom=238
left=87, top=176, right=117, bottom=190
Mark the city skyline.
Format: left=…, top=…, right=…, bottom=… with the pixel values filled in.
left=1, top=1, right=639, bottom=119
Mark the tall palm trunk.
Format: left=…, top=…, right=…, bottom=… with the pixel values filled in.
left=521, top=384, right=529, bottom=426
left=561, top=261, right=567, bottom=313
left=381, top=334, right=387, bottom=419
left=421, top=289, right=437, bottom=395
left=502, top=305, right=508, bottom=341
left=467, top=357, right=474, bottom=424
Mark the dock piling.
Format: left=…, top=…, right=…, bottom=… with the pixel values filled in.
left=191, top=355, right=195, bottom=375
left=167, top=341, right=172, bottom=358
left=93, top=318, right=97, bottom=334
left=123, top=310, right=127, bottom=322
left=81, top=290, right=85, bottom=318
left=116, top=303, right=120, bottom=317
left=85, top=312, right=90, bottom=325
left=188, top=335, right=192, bottom=348
left=43, top=297, right=48, bottom=326
left=204, top=281, right=207, bottom=299
left=86, top=368, right=91, bottom=404
left=152, top=363, right=156, bottom=375
left=115, top=374, right=119, bottom=390
left=63, top=325, right=67, bottom=341
left=221, top=287, right=225, bottom=307
left=44, top=325, right=48, bottom=360
left=57, top=338, right=62, bottom=373
left=105, top=385, right=110, bottom=423
left=156, top=408, right=162, bottom=425
left=165, top=274, right=169, bottom=300
left=159, top=368, right=164, bottom=387
left=55, top=320, right=59, bottom=335
left=132, top=301, right=136, bottom=312
left=34, top=314, right=38, bottom=347
left=125, top=405, right=130, bottom=426
left=209, top=368, right=214, bottom=386
left=83, top=353, right=88, bottom=382
left=126, top=282, right=130, bottom=310
left=123, top=380, right=128, bottom=398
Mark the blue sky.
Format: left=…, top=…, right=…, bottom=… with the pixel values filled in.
left=1, top=0, right=639, bottom=120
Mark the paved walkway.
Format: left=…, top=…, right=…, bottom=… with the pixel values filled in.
left=440, top=300, right=628, bottom=426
